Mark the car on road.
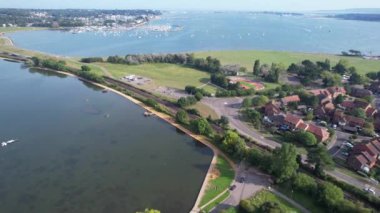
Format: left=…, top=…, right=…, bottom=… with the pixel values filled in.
left=342, top=152, right=349, bottom=156
left=230, top=185, right=237, bottom=191
left=364, top=187, right=376, bottom=195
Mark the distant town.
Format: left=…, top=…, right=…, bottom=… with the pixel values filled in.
left=0, top=9, right=162, bottom=32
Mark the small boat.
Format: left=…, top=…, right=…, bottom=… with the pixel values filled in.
left=1, top=142, right=7, bottom=147
left=144, top=111, right=154, bottom=117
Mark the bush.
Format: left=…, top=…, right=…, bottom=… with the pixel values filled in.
left=177, top=96, right=198, bottom=108
left=292, top=173, right=318, bottom=195
left=175, top=110, right=189, bottom=125
left=81, top=65, right=91, bottom=71
left=80, top=57, right=104, bottom=63
left=190, top=118, right=213, bottom=136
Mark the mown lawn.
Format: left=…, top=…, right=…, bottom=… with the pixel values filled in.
left=96, top=63, right=218, bottom=93
left=276, top=182, right=325, bottom=213
left=188, top=102, right=219, bottom=120
left=199, top=156, right=235, bottom=207
left=195, top=50, right=380, bottom=75
left=202, top=191, right=230, bottom=212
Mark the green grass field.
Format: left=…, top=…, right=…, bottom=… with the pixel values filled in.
left=195, top=50, right=380, bottom=75
left=241, top=190, right=301, bottom=213
left=202, top=191, right=230, bottom=212
left=199, top=156, right=235, bottom=207
left=97, top=63, right=217, bottom=93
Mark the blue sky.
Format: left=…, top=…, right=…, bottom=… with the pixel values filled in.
left=1, top=0, right=380, bottom=11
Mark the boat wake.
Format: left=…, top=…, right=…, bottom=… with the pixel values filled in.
left=1, top=139, right=18, bottom=147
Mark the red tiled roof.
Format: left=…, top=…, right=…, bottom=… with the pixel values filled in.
left=298, top=122, right=309, bottom=131
left=264, top=103, right=281, bottom=116
left=327, top=86, right=346, bottom=95
left=354, top=154, right=369, bottom=166
left=341, top=101, right=355, bottom=108
left=365, top=107, right=377, bottom=117
left=281, top=95, right=300, bottom=104
left=324, top=102, right=335, bottom=112
left=371, top=139, right=380, bottom=152
left=365, top=142, right=380, bottom=156
left=362, top=151, right=376, bottom=164
left=284, top=114, right=303, bottom=126
left=307, top=123, right=330, bottom=141
left=309, top=89, right=330, bottom=97
left=354, top=100, right=371, bottom=109
left=345, top=115, right=365, bottom=127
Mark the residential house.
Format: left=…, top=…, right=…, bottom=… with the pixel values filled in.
left=347, top=139, right=380, bottom=172
left=264, top=102, right=281, bottom=117
left=340, top=99, right=377, bottom=118
left=281, top=95, right=300, bottom=106
left=333, top=110, right=365, bottom=128
left=327, top=86, right=346, bottom=98
left=283, top=114, right=330, bottom=142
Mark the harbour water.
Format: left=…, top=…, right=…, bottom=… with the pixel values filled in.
left=8, top=11, right=380, bottom=56
left=0, top=60, right=213, bottom=213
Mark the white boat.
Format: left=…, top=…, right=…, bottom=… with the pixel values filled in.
left=1, top=142, right=7, bottom=147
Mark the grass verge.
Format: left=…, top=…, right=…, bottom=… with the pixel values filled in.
left=202, top=191, right=230, bottom=212
left=199, top=156, right=235, bottom=207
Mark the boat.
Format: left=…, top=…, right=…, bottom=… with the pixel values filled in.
left=1, top=139, right=17, bottom=147
left=144, top=111, right=154, bottom=117
left=1, top=142, right=7, bottom=147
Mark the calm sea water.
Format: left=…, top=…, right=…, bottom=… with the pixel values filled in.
left=0, top=60, right=213, bottom=213
left=8, top=11, right=380, bottom=56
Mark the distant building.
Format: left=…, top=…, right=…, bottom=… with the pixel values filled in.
left=281, top=95, right=300, bottom=106
left=283, top=114, right=330, bottom=142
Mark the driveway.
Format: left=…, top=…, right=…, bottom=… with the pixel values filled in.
left=202, top=97, right=281, bottom=149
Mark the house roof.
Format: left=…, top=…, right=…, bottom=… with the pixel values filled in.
left=353, top=154, right=369, bottom=166
left=298, top=122, right=309, bottom=131
left=284, top=114, right=303, bottom=126
left=354, top=99, right=371, bottom=109
left=265, top=103, right=281, bottom=115
left=365, top=107, right=377, bottom=117
left=309, top=89, right=330, bottom=97
left=362, top=151, right=376, bottom=164
left=365, top=142, right=380, bottom=156
left=324, top=102, right=335, bottom=112
left=341, top=101, right=355, bottom=109
left=281, top=95, right=300, bottom=104
left=327, top=86, right=346, bottom=95
left=370, top=139, right=380, bottom=152
left=345, top=115, right=365, bottom=127
left=307, top=123, right=330, bottom=140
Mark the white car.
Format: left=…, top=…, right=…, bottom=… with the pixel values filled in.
left=343, top=142, right=354, bottom=148
left=364, top=187, right=376, bottom=195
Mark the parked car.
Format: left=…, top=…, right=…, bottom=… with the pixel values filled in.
left=364, top=187, right=376, bottom=195
left=230, top=185, right=237, bottom=191
left=342, top=152, right=349, bottom=156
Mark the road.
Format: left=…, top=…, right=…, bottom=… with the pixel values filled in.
left=202, top=97, right=281, bottom=149
left=203, top=97, right=380, bottom=198
left=211, top=162, right=272, bottom=212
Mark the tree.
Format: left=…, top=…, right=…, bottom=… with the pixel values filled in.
left=242, top=98, right=252, bottom=108
left=308, top=145, right=335, bottom=170
left=190, top=118, right=213, bottom=136
left=253, top=59, right=261, bottom=76
left=259, top=202, right=286, bottom=213
left=305, top=111, right=314, bottom=121
left=242, top=108, right=262, bottom=129
left=175, top=110, right=189, bottom=124
left=333, top=60, right=348, bottom=75
left=349, top=72, right=366, bottom=85
left=31, top=56, right=40, bottom=66
left=321, top=71, right=341, bottom=87
left=334, top=94, right=344, bottom=105
left=81, top=65, right=91, bottom=71
left=318, top=182, right=344, bottom=208
left=351, top=108, right=366, bottom=119
left=362, top=122, right=375, bottom=137
left=292, top=173, right=317, bottom=194
left=219, top=116, right=229, bottom=127
left=222, top=131, right=246, bottom=159
left=271, top=143, right=299, bottom=183
left=252, top=95, right=269, bottom=107
left=297, top=131, right=317, bottom=146
left=194, top=92, right=203, bottom=101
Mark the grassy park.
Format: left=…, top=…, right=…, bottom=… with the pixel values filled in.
left=97, top=62, right=218, bottom=93
left=196, top=50, right=380, bottom=76
left=199, top=156, right=235, bottom=208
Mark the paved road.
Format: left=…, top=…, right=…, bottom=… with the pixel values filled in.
left=211, top=162, right=272, bottom=212
left=202, top=97, right=281, bottom=149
